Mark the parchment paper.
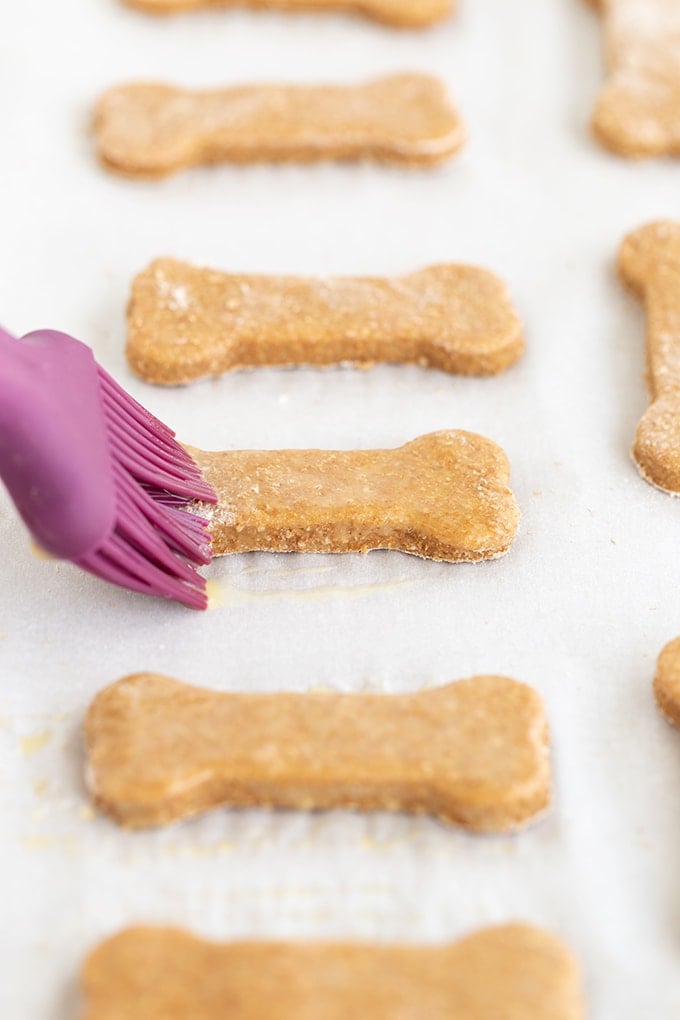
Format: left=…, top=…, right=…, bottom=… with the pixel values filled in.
left=2, top=0, right=680, bottom=1015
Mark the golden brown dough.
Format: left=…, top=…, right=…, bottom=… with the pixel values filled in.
left=618, top=221, right=680, bottom=493
left=653, top=636, right=680, bottom=726
left=591, top=0, right=680, bottom=157
left=94, top=74, right=464, bottom=178
left=85, top=673, right=551, bottom=831
left=81, top=924, right=585, bottom=1020
left=121, top=0, right=455, bottom=28
left=127, top=259, right=524, bottom=384
left=189, top=431, right=520, bottom=563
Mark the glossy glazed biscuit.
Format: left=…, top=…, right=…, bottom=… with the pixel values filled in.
left=653, top=636, right=680, bottom=726
left=85, top=673, right=551, bottom=830
left=127, top=259, right=524, bottom=384
left=81, top=924, right=584, bottom=1019
left=618, top=221, right=680, bottom=493
left=94, top=74, right=463, bottom=177
left=189, top=431, right=520, bottom=562
left=590, top=0, right=680, bottom=157
left=122, top=0, right=455, bottom=28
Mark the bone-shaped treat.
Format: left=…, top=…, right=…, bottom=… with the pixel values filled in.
left=618, top=221, right=680, bottom=493
left=590, top=0, right=680, bottom=157
left=94, top=74, right=464, bottom=178
left=653, top=636, right=680, bottom=726
left=81, top=924, right=584, bottom=1020
left=127, top=259, right=524, bottom=384
left=85, top=673, right=550, bottom=830
left=121, top=0, right=455, bottom=28
left=189, top=431, right=520, bottom=562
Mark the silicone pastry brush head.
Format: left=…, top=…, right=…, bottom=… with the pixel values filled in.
left=0, top=327, right=216, bottom=609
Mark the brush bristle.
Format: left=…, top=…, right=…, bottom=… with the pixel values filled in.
left=76, top=367, right=217, bottom=610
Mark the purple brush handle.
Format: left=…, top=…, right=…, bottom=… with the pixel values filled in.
left=0, top=326, right=116, bottom=558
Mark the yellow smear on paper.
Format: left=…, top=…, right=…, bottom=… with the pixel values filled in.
left=21, top=835, right=75, bottom=855
left=22, top=835, right=58, bottom=851
left=207, top=578, right=414, bottom=610
left=237, top=564, right=337, bottom=579
left=30, top=540, right=53, bottom=561
left=206, top=578, right=224, bottom=609
left=20, top=730, right=51, bottom=758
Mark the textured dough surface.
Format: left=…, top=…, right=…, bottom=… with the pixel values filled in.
left=189, top=431, right=520, bottom=562
left=94, top=74, right=464, bottom=177
left=618, top=221, right=680, bottom=493
left=85, top=673, right=551, bottom=831
left=653, top=636, right=680, bottom=726
left=591, top=0, right=680, bottom=157
left=81, top=923, right=584, bottom=1019
left=122, top=0, right=455, bottom=28
left=127, top=258, right=524, bottom=384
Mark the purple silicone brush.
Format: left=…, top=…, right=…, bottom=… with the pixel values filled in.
left=0, top=326, right=217, bottom=609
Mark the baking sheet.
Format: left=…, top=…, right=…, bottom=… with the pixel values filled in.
left=3, top=0, right=680, bottom=1015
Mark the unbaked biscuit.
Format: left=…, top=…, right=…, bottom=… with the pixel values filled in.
left=618, top=221, right=680, bottom=493
left=81, top=924, right=585, bottom=1020
left=590, top=0, right=680, bottom=157
left=122, top=0, right=455, bottom=28
left=127, top=259, right=524, bottom=384
left=190, top=430, right=520, bottom=562
left=94, top=74, right=464, bottom=177
left=85, top=673, right=551, bottom=831
left=653, top=636, right=680, bottom=726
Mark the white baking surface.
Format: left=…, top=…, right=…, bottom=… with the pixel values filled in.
left=2, top=0, right=680, bottom=1015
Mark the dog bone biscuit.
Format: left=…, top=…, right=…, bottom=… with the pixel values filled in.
left=94, top=74, right=464, bottom=177
left=85, top=673, right=551, bottom=830
left=653, top=636, right=680, bottom=725
left=591, top=0, right=680, bottom=157
left=81, top=923, right=584, bottom=1020
left=127, top=259, right=524, bottom=384
left=122, top=0, right=455, bottom=28
left=618, top=221, right=680, bottom=493
left=189, top=431, right=520, bottom=562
